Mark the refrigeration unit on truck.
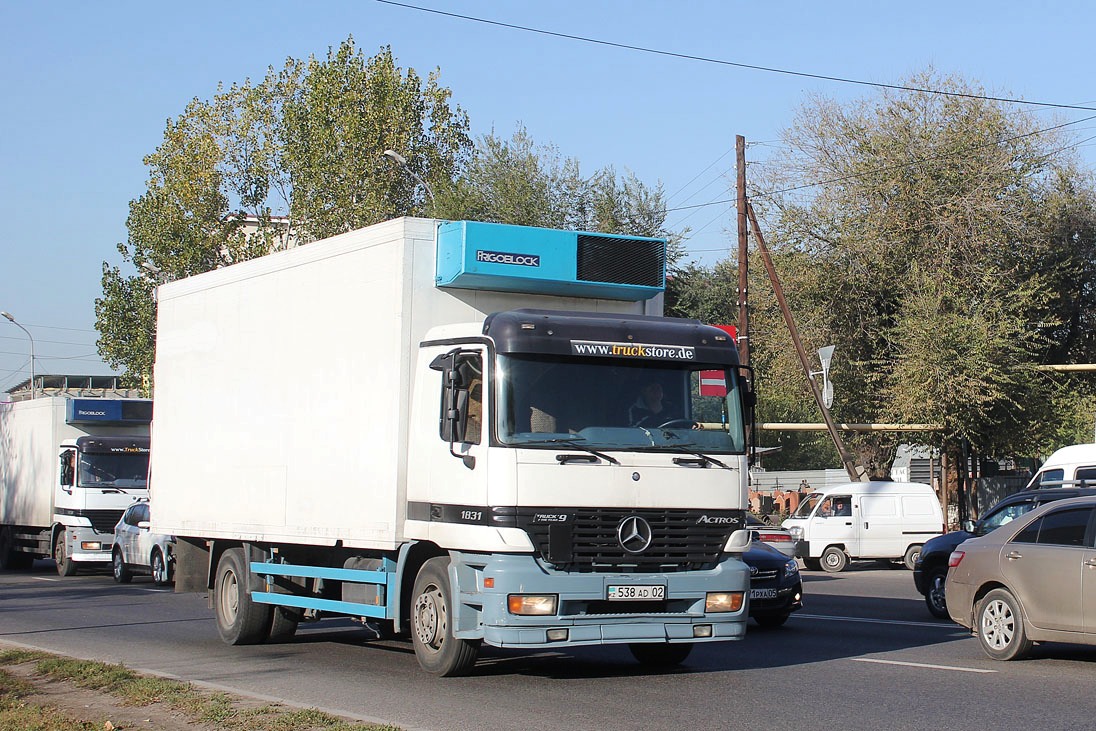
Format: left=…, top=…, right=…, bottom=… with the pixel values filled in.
left=151, top=217, right=756, bottom=676
left=0, top=396, right=152, bottom=574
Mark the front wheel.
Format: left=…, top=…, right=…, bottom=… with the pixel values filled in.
left=977, top=588, right=1032, bottom=661
left=924, top=569, right=950, bottom=619
left=410, top=557, right=480, bottom=676
left=629, top=642, right=693, bottom=667
left=213, top=548, right=273, bottom=645
left=53, top=533, right=77, bottom=577
left=820, top=546, right=848, bottom=573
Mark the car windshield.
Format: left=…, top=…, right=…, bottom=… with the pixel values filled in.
left=78, top=452, right=149, bottom=488
left=791, top=493, right=823, bottom=518
left=496, top=353, right=747, bottom=454
left=974, top=501, right=1037, bottom=536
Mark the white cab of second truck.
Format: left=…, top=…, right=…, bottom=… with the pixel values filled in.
left=151, top=217, right=756, bottom=675
left=0, top=395, right=152, bottom=574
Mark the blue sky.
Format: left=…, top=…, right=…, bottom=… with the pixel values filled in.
left=3, top=0, right=1095, bottom=392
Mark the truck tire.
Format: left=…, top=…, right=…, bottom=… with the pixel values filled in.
left=267, top=607, right=301, bottom=643
left=112, top=547, right=133, bottom=584
left=977, top=588, right=1032, bottom=661
left=214, top=548, right=273, bottom=645
left=151, top=548, right=171, bottom=586
left=54, top=533, right=77, bottom=577
left=903, top=544, right=923, bottom=571
left=820, top=546, right=848, bottom=573
left=411, top=557, right=480, bottom=677
left=0, top=527, right=33, bottom=570
left=629, top=642, right=693, bottom=667
left=924, top=568, right=950, bottom=619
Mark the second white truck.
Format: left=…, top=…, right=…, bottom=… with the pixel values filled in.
left=151, top=217, right=756, bottom=675
left=0, top=393, right=152, bottom=574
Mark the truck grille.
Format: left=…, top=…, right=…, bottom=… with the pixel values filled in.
left=512, top=508, right=744, bottom=573
left=80, top=510, right=124, bottom=534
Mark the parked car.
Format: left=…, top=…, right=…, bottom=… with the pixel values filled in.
left=112, top=500, right=175, bottom=585
left=914, top=484, right=1096, bottom=619
left=746, top=513, right=795, bottom=557
left=946, top=495, right=1096, bottom=660
left=742, top=541, right=803, bottom=628
left=782, top=481, right=944, bottom=572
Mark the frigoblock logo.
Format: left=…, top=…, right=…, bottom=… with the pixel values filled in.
left=476, top=249, right=541, bottom=267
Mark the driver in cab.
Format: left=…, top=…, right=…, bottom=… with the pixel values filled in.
left=629, top=381, right=676, bottom=428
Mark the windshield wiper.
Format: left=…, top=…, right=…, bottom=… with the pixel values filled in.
left=516, top=437, right=620, bottom=465
left=648, top=444, right=732, bottom=470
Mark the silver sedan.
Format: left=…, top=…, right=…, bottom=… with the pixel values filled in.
left=946, top=495, right=1096, bottom=660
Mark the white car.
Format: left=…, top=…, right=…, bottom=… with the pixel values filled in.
left=112, top=500, right=175, bottom=585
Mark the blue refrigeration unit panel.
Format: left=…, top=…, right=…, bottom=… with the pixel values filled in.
left=435, top=220, right=666, bottom=302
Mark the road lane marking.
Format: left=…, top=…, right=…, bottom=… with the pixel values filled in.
left=854, top=658, right=997, bottom=673
left=796, top=613, right=956, bottom=630
left=32, top=576, right=60, bottom=582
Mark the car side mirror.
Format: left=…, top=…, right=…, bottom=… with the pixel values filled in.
left=961, top=520, right=975, bottom=533
left=724, top=529, right=753, bottom=554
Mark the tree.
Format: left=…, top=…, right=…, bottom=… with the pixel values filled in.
left=96, top=39, right=472, bottom=384
left=747, top=71, right=1096, bottom=473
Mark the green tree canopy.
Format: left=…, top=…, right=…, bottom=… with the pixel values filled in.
left=744, top=71, right=1096, bottom=470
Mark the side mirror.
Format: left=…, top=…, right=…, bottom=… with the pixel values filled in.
left=961, top=520, right=976, bottom=533
left=429, top=349, right=476, bottom=469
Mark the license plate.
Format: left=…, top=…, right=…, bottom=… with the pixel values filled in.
left=750, top=588, right=778, bottom=599
left=607, top=584, right=666, bottom=600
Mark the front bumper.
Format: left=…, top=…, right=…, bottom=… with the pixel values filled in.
left=748, top=581, right=803, bottom=618
left=449, top=551, right=750, bottom=649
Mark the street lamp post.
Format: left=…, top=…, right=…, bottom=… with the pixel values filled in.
left=1, top=311, right=36, bottom=399
left=382, top=149, right=437, bottom=217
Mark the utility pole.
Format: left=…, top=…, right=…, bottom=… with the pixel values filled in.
left=745, top=201, right=867, bottom=482
left=736, top=135, right=749, bottom=367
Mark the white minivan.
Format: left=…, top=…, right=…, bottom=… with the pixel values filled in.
left=782, top=481, right=944, bottom=573
left=1024, top=443, right=1096, bottom=489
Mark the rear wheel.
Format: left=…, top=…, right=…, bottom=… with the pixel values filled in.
left=977, top=588, right=1032, bottom=661
left=820, top=546, right=848, bottom=573
left=150, top=548, right=171, bottom=586
left=213, top=548, right=273, bottom=645
left=267, top=607, right=301, bottom=643
left=411, top=557, right=479, bottom=676
left=629, top=642, right=693, bottom=667
left=924, top=569, right=950, bottom=619
left=53, top=533, right=77, bottom=577
left=903, top=544, right=923, bottom=571
left=112, top=547, right=132, bottom=584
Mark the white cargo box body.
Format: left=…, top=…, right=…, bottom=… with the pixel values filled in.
left=151, top=217, right=650, bottom=550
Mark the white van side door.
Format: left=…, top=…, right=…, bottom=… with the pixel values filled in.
left=859, top=494, right=903, bottom=558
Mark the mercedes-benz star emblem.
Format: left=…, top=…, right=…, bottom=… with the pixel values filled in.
left=617, top=515, right=653, bottom=554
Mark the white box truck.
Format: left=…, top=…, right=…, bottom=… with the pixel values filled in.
left=0, top=395, right=152, bottom=574
left=151, top=217, right=756, bottom=676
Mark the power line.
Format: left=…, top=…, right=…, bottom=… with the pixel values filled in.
left=377, top=1, right=1096, bottom=113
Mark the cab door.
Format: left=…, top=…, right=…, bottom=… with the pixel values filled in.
left=806, top=494, right=855, bottom=556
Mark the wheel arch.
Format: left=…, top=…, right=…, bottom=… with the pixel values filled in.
left=396, top=541, right=448, bottom=634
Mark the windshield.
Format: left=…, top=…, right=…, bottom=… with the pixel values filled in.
left=791, top=493, right=823, bottom=518
left=496, top=354, right=747, bottom=453
left=78, top=452, right=149, bottom=489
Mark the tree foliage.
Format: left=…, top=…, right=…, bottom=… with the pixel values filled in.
left=745, top=71, right=1096, bottom=468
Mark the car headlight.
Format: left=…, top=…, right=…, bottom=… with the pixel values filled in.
left=784, top=559, right=799, bottom=577
left=788, top=526, right=802, bottom=538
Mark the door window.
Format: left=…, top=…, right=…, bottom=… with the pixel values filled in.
left=1012, top=507, right=1094, bottom=547
left=975, top=499, right=1036, bottom=536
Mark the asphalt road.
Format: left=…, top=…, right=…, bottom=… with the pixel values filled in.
left=3, top=560, right=1096, bottom=731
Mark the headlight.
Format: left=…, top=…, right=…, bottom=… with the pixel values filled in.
left=788, top=526, right=803, bottom=538
left=784, top=559, right=799, bottom=576
left=507, top=594, right=558, bottom=616
left=705, top=592, right=744, bottom=613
